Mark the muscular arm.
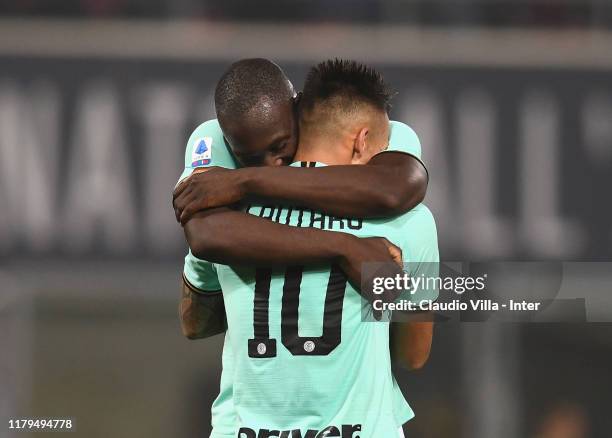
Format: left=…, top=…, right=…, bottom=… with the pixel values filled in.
left=177, top=166, right=402, bottom=340
left=179, top=210, right=352, bottom=341
left=185, top=206, right=354, bottom=268
left=390, top=314, right=434, bottom=370
left=242, top=153, right=427, bottom=217
left=179, top=210, right=399, bottom=339
left=174, top=153, right=427, bottom=223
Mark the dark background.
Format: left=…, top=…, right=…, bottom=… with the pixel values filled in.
left=1, top=3, right=612, bottom=438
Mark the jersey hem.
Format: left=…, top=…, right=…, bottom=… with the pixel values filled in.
left=182, top=273, right=222, bottom=295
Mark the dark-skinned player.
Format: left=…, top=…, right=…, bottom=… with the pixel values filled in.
left=172, top=59, right=433, bottom=438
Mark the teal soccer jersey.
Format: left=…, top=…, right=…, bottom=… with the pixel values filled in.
left=178, top=119, right=239, bottom=183
left=179, top=119, right=423, bottom=181
left=181, top=120, right=429, bottom=438
left=184, top=161, right=438, bottom=437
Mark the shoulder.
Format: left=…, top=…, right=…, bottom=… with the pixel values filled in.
left=189, top=119, right=224, bottom=139
left=183, top=119, right=238, bottom=170
left=384, top=120, right=422, bottom=160
left=186, top=119, right=226, bottom=152
left=389, top=120, right=418, bottom=139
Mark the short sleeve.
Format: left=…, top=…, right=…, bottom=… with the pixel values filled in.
left=400, top=205, right=440, bottom=303
left=383, top=121, right=422, bottom=160
left=183, top=250, right=221, bottom=293
left=177, top=119, right=239, bottom=184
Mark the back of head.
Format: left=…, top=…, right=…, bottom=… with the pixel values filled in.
left=214, top=58, right=299, bottom=166
left=214, top=58, right=294, bottom=128
left=299, top=59, right=392, bottom=140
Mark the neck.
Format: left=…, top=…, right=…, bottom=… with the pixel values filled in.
left=293, top=129, right=352, bottom=166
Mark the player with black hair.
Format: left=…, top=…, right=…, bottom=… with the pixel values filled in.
left=174, top=58, right=427, bottom=222
left=298, top=59, right=395, bottom=164
left=214, top=58, right=298, bottom=167
left=300, top=58, right=394, bottom=113
left=179, top=58, right=438, bottom=437
left=215, top=58, right=294, bottom=120
left=174, top=58, right=431, bottom=438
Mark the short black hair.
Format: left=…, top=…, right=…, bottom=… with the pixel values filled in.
left=300, top=59, right=393, bottom=116
left=214, top=58, right=293, bottom=122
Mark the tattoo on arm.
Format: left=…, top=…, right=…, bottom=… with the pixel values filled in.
left=179, top=277, right=227, bottom=339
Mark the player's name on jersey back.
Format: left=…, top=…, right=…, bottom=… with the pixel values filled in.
left=245, top=204, right=363, bottom=231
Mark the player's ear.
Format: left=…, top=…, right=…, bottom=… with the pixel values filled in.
left=352, top=127, right=368, bottom=163
left=292, top=92, right=303, bottom=110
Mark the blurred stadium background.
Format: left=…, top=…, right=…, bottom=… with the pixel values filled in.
left=1, top=1, right=612, bottom=437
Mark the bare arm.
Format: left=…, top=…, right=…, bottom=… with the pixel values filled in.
left=176, top=166, right=403, bottom=339
left=390, top=314, right=434, bottom=370
left=184, top=206, right=400, bottom=290
left=174, top=153, right=428, bottom=223
left=178, top=206, right=401, bottom=340
left=185, top=208, right=349, bottom=267
left=241, top=153, right=427, bottom=217
left=179, top=276, right=227, bottom=340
